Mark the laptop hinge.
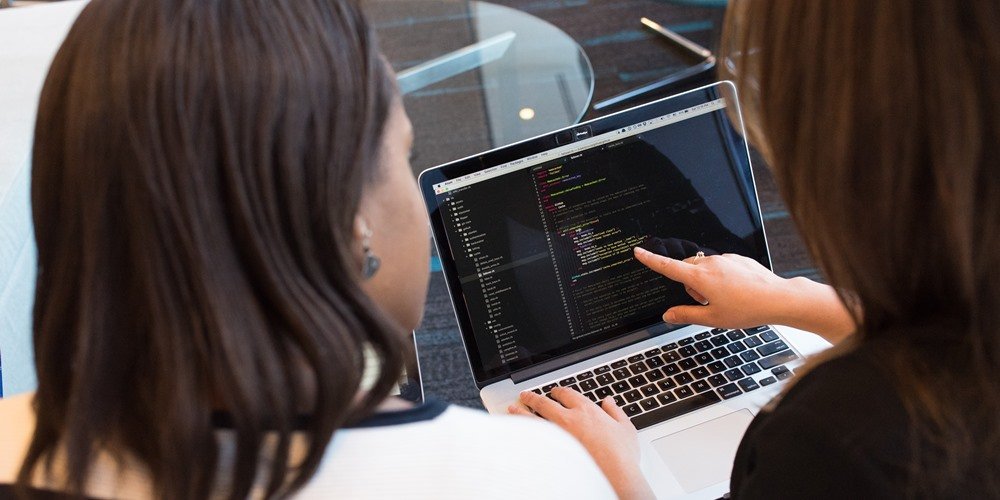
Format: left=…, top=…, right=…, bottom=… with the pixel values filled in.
left=509, top=324, right=672, bottom=384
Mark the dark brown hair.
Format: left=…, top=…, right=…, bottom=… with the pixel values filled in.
left=723, top=1, right=1000, bottom=496
left=23, top=0, right=405, bottom=497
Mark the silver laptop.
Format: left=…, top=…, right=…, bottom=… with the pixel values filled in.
left=418, top=82, right=829, bottom=499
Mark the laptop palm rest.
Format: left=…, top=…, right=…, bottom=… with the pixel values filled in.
left=651, top=409, right=754, bottom=493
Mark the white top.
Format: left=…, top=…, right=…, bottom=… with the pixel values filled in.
left=0, top=393, right=616, bottom=498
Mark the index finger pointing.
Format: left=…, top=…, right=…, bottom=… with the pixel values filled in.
left=634, top=247, right=700, bottom=284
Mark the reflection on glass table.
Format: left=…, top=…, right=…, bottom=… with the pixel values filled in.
left=367, top=0, right=594, bottom=173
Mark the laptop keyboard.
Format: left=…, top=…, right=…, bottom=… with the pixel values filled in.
left=528, top=326, right=799, bottom=430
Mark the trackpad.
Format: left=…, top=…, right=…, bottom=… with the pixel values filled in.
left=651, top=409, right=755, bottom=493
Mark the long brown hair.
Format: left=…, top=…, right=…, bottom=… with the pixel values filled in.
left=23, top=0, right=405, bottom=497
left=722, top=1, right=1000, bottom=496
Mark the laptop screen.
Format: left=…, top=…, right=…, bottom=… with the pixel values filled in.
left=421, top=83, right=769, bottom=384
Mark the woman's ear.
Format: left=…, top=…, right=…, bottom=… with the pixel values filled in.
left=351, top=214, right=368, bottom=267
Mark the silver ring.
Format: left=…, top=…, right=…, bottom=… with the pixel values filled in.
left=694, top=251, right=706, bottom=260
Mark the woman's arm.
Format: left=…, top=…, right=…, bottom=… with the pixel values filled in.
left=509, top=388, right=655, bottom=500
left=633, top=247, right=855, bottom=345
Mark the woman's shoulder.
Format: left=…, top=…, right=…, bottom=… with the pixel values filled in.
left=0, top=392, right=36, bottom=484
left=730, top=346, right=911, bottom=498
left=300, top=401, right=616, bottom=498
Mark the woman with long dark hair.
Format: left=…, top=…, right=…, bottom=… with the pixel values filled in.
left=514, top=1, right=1000, bottom=498
left=0, top=0, right=629, bottom=497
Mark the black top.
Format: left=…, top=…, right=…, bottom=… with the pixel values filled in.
left=730, top=344, right=913, bottom=498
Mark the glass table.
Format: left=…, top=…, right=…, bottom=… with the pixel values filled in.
left=367, top=0, right=595, bottom=173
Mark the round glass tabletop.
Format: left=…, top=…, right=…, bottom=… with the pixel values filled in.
left=367, top=0, right=594, bottom=173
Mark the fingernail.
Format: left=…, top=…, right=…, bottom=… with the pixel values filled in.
left=634, top=247, right=648, bottom=256
left=664, top=311, right=677, bottom=322
left=519, top=391, right=531, bottom=400
left=507, top=405, right=518, bottom=413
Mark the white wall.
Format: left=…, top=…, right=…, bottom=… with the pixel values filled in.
left=0, top=0, right=87, bottom=397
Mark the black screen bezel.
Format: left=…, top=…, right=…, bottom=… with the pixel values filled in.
left=418, top=82, right=770, bottom=387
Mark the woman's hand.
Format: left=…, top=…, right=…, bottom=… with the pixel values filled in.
left=633, top=246, right=855, bottom=344
left=508, top=388, right=654, bottom=500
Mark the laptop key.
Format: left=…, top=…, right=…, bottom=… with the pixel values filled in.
left=628, top=375, right=648, bottom=387
left=695, top=353, right=714, bottom=365
left=717, top=383, right=742, bottom=399
left=662, top=342, right=678, bottom=350
left=644, top=348, right=662, bottom=357
left=596, top=373, right=615, bottom=386
left=695, top=331, right=712, bottom=340
left=639, top=397, right=660, bottom=412
left=738, top=377, right=760, bottom=392
left=584, top=391, right=599, bottom=402
left=692, top=380, right=712, bottom=393
left=711, top=328, right=727, bottom=335
left=742, top=362, right=762, bottom=376
left=674, top=373, right=694, bottom=385
left=694, top=340, right=714, bottom=352
left=532, top=388, right=543, bottom=395
left=612, top=368, right=632, bottom=380
left=657, top=392, right=677, bottom=405
left=663, top=363, right=680, bottom=375
left=612, top=381, right=630, bottom=393
left=641, top=384, right=659, bottom=398
left=759, top=350, right=798, bottom=369
left=745, top=325, right=771, bottom=334
left=662, top=351, right=681, bottom=362
left=594, top=365, right=612, bottom=375
left=679, top=346, right=697, bottom=358
left=728, top=342, right=748, bottom=354
left=723, top=355, right=743, bottom=368
left=757, top=340, right=789, bottom=357
left=724, top=369, right=744, bottom=382
left=692, top=367, right=710, bottom=380
left=674, top=385, right=694, bottom=399
left=646, top=369, right=665, bottom=382
left=542, top=383, right=558, bottom=392
left=613, top=395, right=625, bottom=407
left=679, top=358, right=697, bottom=371
left=595, top=387, right=614, bottom=399
left=743, top=336, right=763, bottom=348
left=711, top=335, right=730, bottom=347
left=741, top=350, right=761, bottom=362
left=711, top=347, right=731, bottom=359
left=577, top=371, right=594, bottom=380
left=611, top=360, right=628, bottom=369
left=646, top=356, right=665, bottom=368
left=708, top=374, right=728, bottom=388
left=567, top=384, right=580, bottom=393
left=631, top=392, right=722, bottom=430
left=579, top=379, right=598, bottom=392
left=678, top=337, right=695, bottom=346
left=759, top=376, right=777, bottom=386
left=707, top=361, right=727, bottom=374
left=776, top=368, right=793, bottom=380
left=623, top=403, right=642, bottom=417
left=630, top=362, right=649, bottom=374
left=559, top=377, right=577, bottom=386
left=760, top=330, right=779, bottom=342
left=727, top=330, right=747, bottom=341
left=624, top=390, right=643, bottom=403
left=657, top=379, right=677, bottom=391
left=628, top=354, right=645, bottom=363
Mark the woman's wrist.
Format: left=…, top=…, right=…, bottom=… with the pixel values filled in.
left=773, top=277, right=855, bottom=344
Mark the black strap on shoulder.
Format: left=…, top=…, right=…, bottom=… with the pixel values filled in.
left=0, top=484, right=98, bottom=500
